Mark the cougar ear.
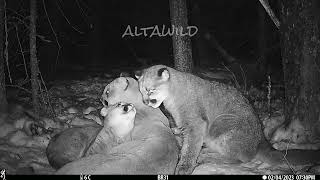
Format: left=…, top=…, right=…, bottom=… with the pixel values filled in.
left=134, top=70, right=143, bottom=80
left=158, top=68, right=169, bottom=81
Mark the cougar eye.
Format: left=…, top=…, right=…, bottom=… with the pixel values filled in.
left=146, top=88, right=156, bottom=95
left=116, top=102, right=122, bottom=107
left=123, top=104, right=129, bottom=112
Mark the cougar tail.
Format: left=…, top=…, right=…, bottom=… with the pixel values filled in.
left=256, top=139, right=320, bottom=166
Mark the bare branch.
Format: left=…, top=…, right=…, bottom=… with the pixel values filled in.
left=4, top=0, right=12, bottom=83
left=258, top=0, right=280, bottom=29
left=75, top=0, right=90, bottom=26
left=283, top=138, right=296, bottom=174
left=204, top=32, right=237, bottom=64
left=15, top=25, right=29, bottom=80
left=222, top=63, right=241, bottom=90
left=42, top=0, right=61, bottom=71
left=56, top=0, right=84, bottom=34
left=239, top=64, right=247, bottom=92
left=6, top=7, right=27, bottom=20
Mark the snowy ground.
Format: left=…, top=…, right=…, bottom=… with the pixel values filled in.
left=0, top=68, right=319, bottom=175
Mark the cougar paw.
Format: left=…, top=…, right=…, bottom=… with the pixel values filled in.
left=175, top=162, right=194, bottom=175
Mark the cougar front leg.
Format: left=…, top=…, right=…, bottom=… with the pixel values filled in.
left=175, top=119, right=206, bottom=175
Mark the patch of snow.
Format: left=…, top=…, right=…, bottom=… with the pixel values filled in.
left=0, top=123, right=16, bottom=138
left=272, top=119, right=307, bottom=143
left=77, top=97, right=87, bottom=101
left=57, top=115, right=67, bottom=121
left=8, top=130, right=29, bottom=146
left=257, top=162, right=272, bottom=169
left=8, top=130, right=50, bottom=149
left=66, top=114, right=75, bottom=119
left=193, top=163, right=258, bottom=175
left=262, top=115, right=285, bottom=140
left=83, top=107, right=97, bottom=115
left=273, top=142, right=320, bottom=151
left=27, top=135, right=50, bottom=149
left=67, top=107, right=78, bottom=114
left=241, top=160, right=263, bottom=168
left=271, top=119, right=319, bottom=150
left=14, top=118, right=28, bottom=130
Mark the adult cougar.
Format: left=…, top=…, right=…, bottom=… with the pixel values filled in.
left=55, top=77, right=179, bottom=174
left=85, top=102, right=136, bottom=156
left=136, top=65, right=320, bottom=174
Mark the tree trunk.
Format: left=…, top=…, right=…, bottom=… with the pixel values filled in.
left=0, top=0, right=6, bottom=112
left=169, top=0, right=193, bottom=72
left=280, top=0, right=320, bottom=138
left=30, top=0, right=40, bottom=119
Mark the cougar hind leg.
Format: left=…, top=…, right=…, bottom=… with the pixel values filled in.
left=204, top=115, right=261, bottom=164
